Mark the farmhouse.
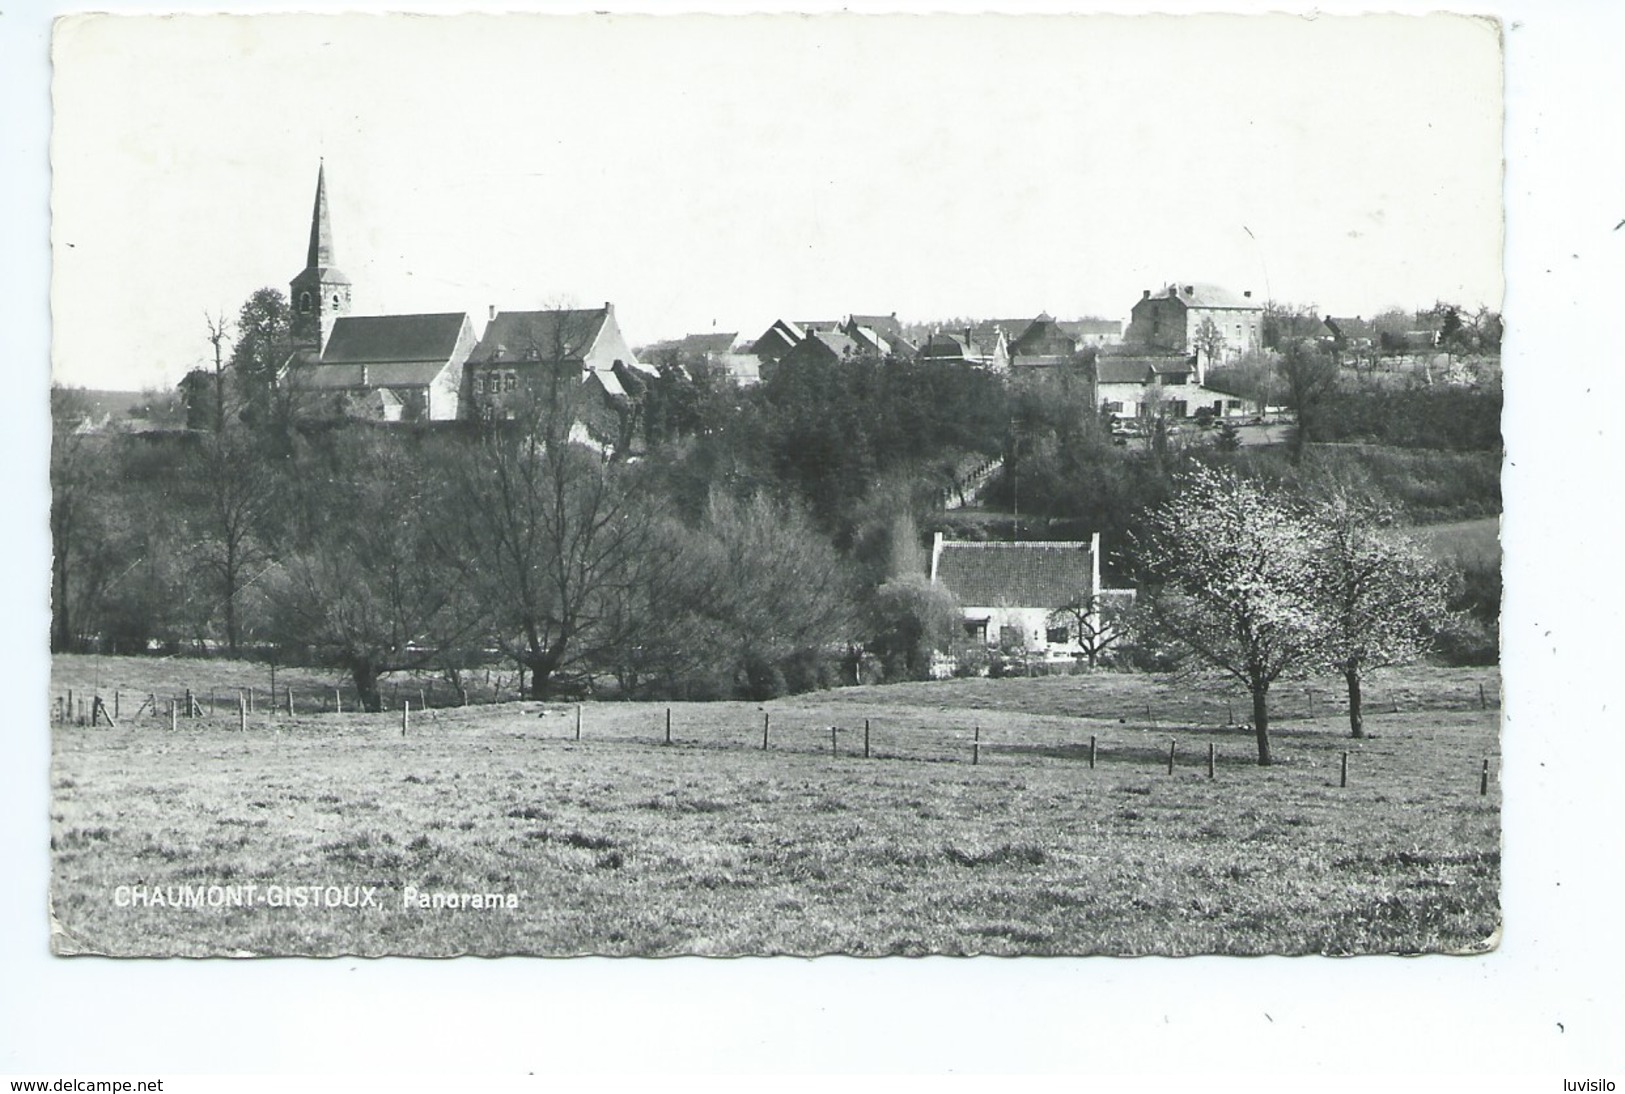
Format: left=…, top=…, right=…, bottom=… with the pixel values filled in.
left=930, top=533, right=1132, bottom=659
left=1095, top=352, right=1252, bottom=422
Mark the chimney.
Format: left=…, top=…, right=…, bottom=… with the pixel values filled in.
left=488, top=304, right=496, bottom=322
left=1244, top=290, right=1252, bottom=299
left=604, top=301, right=613, bottom=315
left=1142, top=289, right=1150, bottom=299
left=1184, top=285, right=1194, bottom=296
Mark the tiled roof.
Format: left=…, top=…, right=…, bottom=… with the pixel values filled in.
left=1011, top=315, right=1076, bottom=357
left=848, top=313, right=904, bottom=338
left=1147, top=284, right=1260, bottom=310
left=934, top=540, right=1096, bottom=609
left=321, top=313, right=469, bottom=365
left=679, top=332, right=738, bottom=355
left=472, top=308, right=608, bottom=364
left=1058, top=319, right=1122, bottom=338
left=1096, top=352, right=1193, bottom=384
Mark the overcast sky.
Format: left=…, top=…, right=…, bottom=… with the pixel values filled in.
left=50, top=12, right=1503, bottom=390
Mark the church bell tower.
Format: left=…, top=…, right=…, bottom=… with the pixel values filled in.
left=289, top=162, right=353, bottom=353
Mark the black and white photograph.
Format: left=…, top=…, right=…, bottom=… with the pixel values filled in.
left=45, top=10, right=1506, bottom=959
left=9, top=0, right=1625, bottom=1083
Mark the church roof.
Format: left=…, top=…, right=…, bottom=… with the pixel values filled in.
left=320, top=313, right=470, bottom=364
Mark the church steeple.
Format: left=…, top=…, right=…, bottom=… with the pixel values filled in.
left=290, top=160, right=352, bottom=353
left=307, top=161, right=337, bottom=269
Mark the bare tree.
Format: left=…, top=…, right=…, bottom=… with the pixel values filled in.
left=1046, top=593, right=1129, bottom=669
left=452, top=374, right=655, bottom=699
left=1193, top=316, right=1227, bottom=375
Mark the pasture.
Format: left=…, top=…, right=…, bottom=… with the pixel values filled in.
left=49, top=655, right=1500, bottom=957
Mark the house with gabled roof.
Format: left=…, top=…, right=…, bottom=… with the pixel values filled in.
left=930, top=533, right=1132, bottom=658
left=1094, top=351, right=1252, bottom=422
left=920, top=325, right=1010, bottom=371
left=1056, top=318, right=1123, bottom=348
left=463, top=303, right=652, bottom=451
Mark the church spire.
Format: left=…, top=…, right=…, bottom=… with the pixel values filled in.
left=290, top=161, right=352, bottom=352
left=307, top=160, right=335, bottom=269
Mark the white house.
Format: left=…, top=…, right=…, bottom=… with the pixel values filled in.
left=930, top=533, right=1132, bottom=659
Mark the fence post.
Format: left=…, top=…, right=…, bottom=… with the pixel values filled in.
left=575, top=704, right=582, bottom=741
left=185, top=688, right=194, bottom=718
left=169, top=699, right=177, bottom=733
left=402, top=700, right=410, bottom=737
left=831, top=724, right=838, bottom=758
left=1166, top=738, right=1175, bottom=775
left=239, top=695, right=246, bottom=733
left=665, top=708, right=672, bottom=746
left=762, top=712, right=769, bottom=751
left=420, top=687, right=427, bottom=712
left=284, top=687, right=291, bottom=716
left=114, top=690, right=120, bottom=720
left=1089, top=735, right=1096, bottom=770
left=973, top=725, right=980, bottom=766
left=1340, top=751, right=1349, bottom=789
left=1480, top=758, right=1490, bottom=795
left=1227, top=697, right=1234, bottom=725
left=864, top=718, right=870, bottom=759
left=68, top=690, right=74, bottom=724
left=335, top=688, right=342, bottom=715
left=1208, top=742, right=1215, bottom=779
left=1479, top=683, right=1487, bottom=710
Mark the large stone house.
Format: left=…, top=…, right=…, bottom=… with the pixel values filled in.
left=930, top=533, right=1131, bottom=660
left=1125, top=283, right=1263, bottom=381
left=464, top=303, right=654, bottom=450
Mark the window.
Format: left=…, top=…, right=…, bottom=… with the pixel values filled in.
left=504, top=373, right=517, bottom=392
left=473, top=377, right=484, bottom=395
left=1046, top=626, right=1070, bottom=645
left=298, top=292, right=312, bottom=314
left=1105, top=400, right=1124, bottom=413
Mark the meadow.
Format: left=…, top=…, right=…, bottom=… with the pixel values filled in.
left=48, top=654, right=1500, bottom=957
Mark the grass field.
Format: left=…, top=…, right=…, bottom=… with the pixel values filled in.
left=1411, top=515, right=1502, bottom=568
left=49, top=655, right=1500, bottom=957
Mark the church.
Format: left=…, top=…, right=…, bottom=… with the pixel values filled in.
left=283, top=164, right=650, bottom=440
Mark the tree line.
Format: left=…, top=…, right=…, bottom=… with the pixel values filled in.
left=52, top=287, right=1496, bottom=725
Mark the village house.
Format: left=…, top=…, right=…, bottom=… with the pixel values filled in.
left=1094, top=352, right=1252, bottom=422
left=1125, top=283, right=1263, bottom=381
left=1057, top=318, right=1123, bottom=349
left=919, top=324, right=1011, bottom=371
left=1009, top=313, right=1084, bottom=371
left=929, top=533, right=1133, bottom=662
left=749, top=312, right=916, bottom=371
left=464, top=303, right=654, bottom=450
